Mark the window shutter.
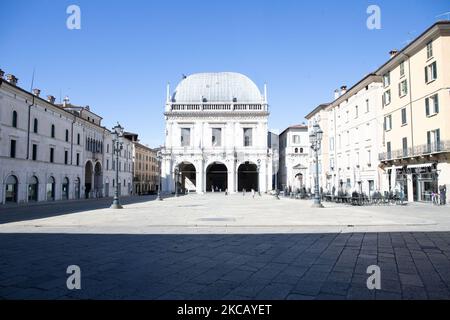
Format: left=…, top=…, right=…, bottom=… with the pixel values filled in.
left=425, top=66, right=428, bottom=83
left=433, top=62, right=437, bottom=79
left=434, top=94, right=439, bottom=114
left=427, top=131, right=431, bottom=146
left=425, top=98, right=430, bottom=116
left=383, top=117, right=386, bottom=131
left=436, top=129, right=440, bottom=145
left=398, top=83, right=401, bottom=96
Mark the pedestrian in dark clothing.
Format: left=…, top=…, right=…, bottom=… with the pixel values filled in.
left=440, top=185, right=447, bottom=205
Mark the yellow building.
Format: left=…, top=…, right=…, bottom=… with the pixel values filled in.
left=377, top=21, right=450, bottom=202
left=124, top=133, right=160, bottom=195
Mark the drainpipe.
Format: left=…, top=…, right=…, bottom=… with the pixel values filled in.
left=26, top=95, right=35, bottom=160
left=71, top=116, right=75, bottom=165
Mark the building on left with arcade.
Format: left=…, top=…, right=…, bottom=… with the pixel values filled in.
left=0, top=69, right=133, bottom=205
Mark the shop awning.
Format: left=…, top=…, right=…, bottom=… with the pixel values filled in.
left=407, top=163, right=434, bottom=169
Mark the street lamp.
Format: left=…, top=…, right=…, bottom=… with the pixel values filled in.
left=174, top=167, right=179, bottom=197
left=309, top=123, right=324, bottom=208
left=257, top=159, right=261, bottom=196
left=111, top=123, right=124, bottom=209
left=156, top=151, right=163, bottom=201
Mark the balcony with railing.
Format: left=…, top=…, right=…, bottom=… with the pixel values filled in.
left=168, top=103, right=268, bottom=113
left=379, top=140, right=450, bottom=162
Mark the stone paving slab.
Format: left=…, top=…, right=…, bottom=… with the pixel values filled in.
left=1, top=194, right=449, bottom=234
left=1, top=194, right=450, bottom=300
left=0, top=232, right=449, bottom=300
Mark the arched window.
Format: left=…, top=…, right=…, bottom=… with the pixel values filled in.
left=47, top=176, right=55, bottom=201
left=28, top=176, right=39, bottom=202
left=295, top=148, right=299, bottom=154
left=51, top=124, right=55, bottom=138
left=300, top=148, right=304, bottom=154
left=5, top=175, right=18, bottom=203
left=62, top=177, right=69, bottom=200
left=33, top=118, right=38, bottom=133
left=12, top=111, right=18, bottom=128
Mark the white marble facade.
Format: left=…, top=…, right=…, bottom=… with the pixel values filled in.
left=161, top=72, right=273, bottom=194
left=278, top=125, right=310, bottom=192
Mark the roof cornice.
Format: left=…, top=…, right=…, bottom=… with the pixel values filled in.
left=375, top=21, right=450, bottom=75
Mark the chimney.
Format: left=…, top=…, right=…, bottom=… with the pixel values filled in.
left=32, top=88, right=41, bottom=97
left=334, top=89, right=340, bottom=100
left=47, top=95, right=56, bottom=104
left=0, top=69, right=4, bottom=79
left=63, top=96, right=70, bottom=107
left=340, top=85, right=347, bottom=96
left=6, top=74, right=18, bottom=85
left=389, top=49, right=398, bottom=58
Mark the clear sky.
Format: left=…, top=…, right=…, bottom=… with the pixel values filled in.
left=0, top=0, right=448, bottom=147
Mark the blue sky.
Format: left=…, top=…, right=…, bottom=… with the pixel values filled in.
left=0, top=0, right=448, bottom=147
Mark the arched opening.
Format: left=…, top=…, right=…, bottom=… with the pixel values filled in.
left=46, top=176, right=55, bottom=201
left=295, top=173, right=304, bottom=191
left=206, top=162, right=228, bottom=192
left=28, top=176, right=38, bottom=202
left=5, top=175, right=18, bottom=203
left=62, top=177, right=69, bottom=200
left=238, top=162, right=258, bottom=192
left=85, top=161, right=93, bottom=199
left=178, top=162, right=196, bottom=193
left=75, top=178, right=81, bottom=199
left=94, top=162, right=103, bottom=197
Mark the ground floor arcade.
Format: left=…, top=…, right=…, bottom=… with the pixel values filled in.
left=161, top=157, right=273, bottom=194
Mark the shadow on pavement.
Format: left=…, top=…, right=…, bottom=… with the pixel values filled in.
left=0, top=196, right=161, bottom=224
left=0, top=232, right=449, bottom=300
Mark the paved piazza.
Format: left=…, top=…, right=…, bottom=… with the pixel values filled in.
left=1, top=194, right=450, bottom=300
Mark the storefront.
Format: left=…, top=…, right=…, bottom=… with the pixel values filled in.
left=384, top=163, right=440, bottom=203
left=409, top=163, right=438, bottom=202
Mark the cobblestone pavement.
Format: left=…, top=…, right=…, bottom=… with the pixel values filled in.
left=1, top=194, right=450, bottom=300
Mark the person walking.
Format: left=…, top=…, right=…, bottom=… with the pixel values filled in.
left=252, top=189, right=255, bottom=199
left=440, top=185, right=447, bottom=205
left=432, top=190, right=439, bottom=206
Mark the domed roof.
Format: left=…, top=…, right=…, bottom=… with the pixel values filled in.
left=172, top=72, right=263, bottom=103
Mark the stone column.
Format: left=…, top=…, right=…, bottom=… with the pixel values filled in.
left=407, top=173, right=414, bottom=202
left=228, top=162, right=235, bottom=194
left=196, top=163, right=203, bottom=195
left=390, top=166, right=396, bottom=192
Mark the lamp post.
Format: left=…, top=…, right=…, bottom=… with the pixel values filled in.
left=309, top=123, right=324, bottom=208
left=111, top=123, right=124, bottom=209
left=257, top=159, right=261, bottom=197
left=174, top=167, right=179, bottom=197
left=156, top=151, right=163, bottom=201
